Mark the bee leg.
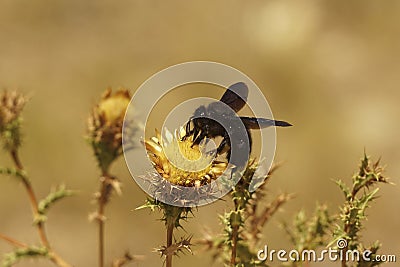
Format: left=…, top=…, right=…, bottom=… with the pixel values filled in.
left=182, top=120, right=194, bottom=141
left=192, top=131, right=206, bottom=148
left=246, top=128, right=253, bottom=154
left=192, top=126, right=200, bottom=142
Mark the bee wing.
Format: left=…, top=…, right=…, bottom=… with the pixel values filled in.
left=220, top=82, right=249, bottom=113
left=241, top=117, right=292, bottom=129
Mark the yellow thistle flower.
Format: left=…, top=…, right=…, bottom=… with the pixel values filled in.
left=144, top=129, right=227, bottom=187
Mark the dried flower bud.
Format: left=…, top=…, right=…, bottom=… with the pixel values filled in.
left=0, top=90, right=26, bottom=130
left=0, top=90, right=27, bottom=151
left=87, top=88, right=131, bottom=172
left=98, top=89, right=130, bottom=125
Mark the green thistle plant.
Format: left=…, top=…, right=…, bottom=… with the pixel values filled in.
left=0, top=88, right=395, bottom=267
left=2, top=246, right=48, bottom=267
left=137, top=199, right=193, bottom=267
left=200, top=161, right=292, bottom=267
left=0, top=90, right=73, bottom=267
left=332, top=154, right=391, bottom=267
left=86, top=88, right=138, bottom=267
left=138, top=128, right=229, bottom=266
left=282, top=204, right=333, bottom=267
left=282, top=153, right=392, bottom=267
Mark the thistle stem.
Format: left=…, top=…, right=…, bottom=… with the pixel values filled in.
left=97, top=175, right=107, bottom=267
left=97, top=172, right=115, bottom=267
left=230, top=199, right=240, bottom=266
left=341, top=184, right=360, bottom=267
left=10, top=149, right=72, bottom=267
left=230, top=225, right=239, bottom=266
left=11, top=149, right=50, bottom=248
left=166, top=222, right=174, bottom=267
left=341, top=224, right=350, bottom=267
left=341, top=259, right=347, bottom=267
left=0, top=233, right=27, bottom=248
left=98, top=202, right=105, bottom=267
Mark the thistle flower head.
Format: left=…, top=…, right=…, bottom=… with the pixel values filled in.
left=0, top=90, right=26, bottom=131
left=0, top=90, right=27, bottom=151
left=87, top=88, right=132, bottom=172
left=97, top=89, right=130, bottom=124
left=144, top=128, right=227, bottom=187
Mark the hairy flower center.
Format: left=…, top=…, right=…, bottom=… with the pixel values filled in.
left=144, top=128, right=228, bottom=187
left=162, top=135, right=215, bottom=186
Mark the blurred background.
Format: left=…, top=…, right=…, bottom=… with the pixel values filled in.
left=0, top=1, right=399, bottom=266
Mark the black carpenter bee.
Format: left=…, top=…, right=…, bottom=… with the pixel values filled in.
left=182, top=82, right=291, bottom=169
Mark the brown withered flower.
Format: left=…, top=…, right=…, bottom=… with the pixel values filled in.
left=0, top=90, right=27, bottom=151
left=0, top=90, right=26, bottom=131
left=87, top=88, right=132, bottom=172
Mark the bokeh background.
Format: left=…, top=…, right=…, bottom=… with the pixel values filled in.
left=1, top=1, right=399, bottom=266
